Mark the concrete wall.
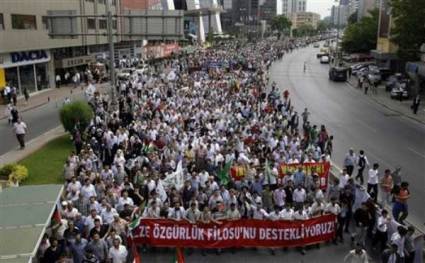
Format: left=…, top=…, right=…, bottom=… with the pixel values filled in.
left=0, top=0, right=120, bottom=53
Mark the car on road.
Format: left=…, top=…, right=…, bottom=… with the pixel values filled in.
left=390, top=81, right=409, bottom=100
left=313, top=43, right=320, bottom=48
left=320, top=56, right=330, bottom=64
left=329, top=66, right=348, bottom=81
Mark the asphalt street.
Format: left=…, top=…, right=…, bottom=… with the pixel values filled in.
left=270, top=45, right=425, bottom=229
left=0, top=92, right=83, bottom=156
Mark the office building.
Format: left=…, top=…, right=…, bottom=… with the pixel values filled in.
left=290, top=11, right=320, bottom=29
left=0, top=0, right=120, bottom=95
left=331, top=4, right=349, bottom=26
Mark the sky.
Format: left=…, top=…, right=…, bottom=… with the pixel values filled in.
left=307, top=0, right=335, bottom=19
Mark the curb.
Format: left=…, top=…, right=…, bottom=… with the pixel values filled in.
left=0, top=126, right=66, bottom=165
left=0, top=101, right=49, bottom=120
left=345, top=80, right=425, bottom=125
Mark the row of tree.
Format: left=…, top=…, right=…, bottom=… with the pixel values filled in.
left=341, top=0, right=425, bottom=61
left=270, top=15, right=331, bottom=38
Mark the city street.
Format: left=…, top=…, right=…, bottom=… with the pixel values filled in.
left=270, top=45, right=425, bottom=229
left=0, top=91, right=84, bottom=156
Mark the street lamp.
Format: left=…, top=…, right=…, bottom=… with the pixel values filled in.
left=105, top=0, right=116, bottom=101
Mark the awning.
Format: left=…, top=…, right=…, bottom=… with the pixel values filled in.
left=0, top=185, right=64, bottom=263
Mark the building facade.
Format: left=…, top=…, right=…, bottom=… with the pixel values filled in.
left=331, top=4, right=349, bottom=26
left=290, top=11, right=320, bottom=29
left=0, top=0, right=120, bottom=95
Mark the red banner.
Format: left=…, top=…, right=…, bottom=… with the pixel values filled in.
left=131, top=214, right=336, bottom=248
left=278, top=162, right=331, bottom=190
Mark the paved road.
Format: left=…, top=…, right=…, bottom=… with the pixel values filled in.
left=0, top=92, right=84, bottom=156
left=270, top=45, right=425, bottom=229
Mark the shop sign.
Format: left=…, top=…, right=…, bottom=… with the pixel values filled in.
left=56, top=55, right=95, bottom=69
left=0, top=50, right=51, bottom=68
left=11, top=50, right=49, bottom=63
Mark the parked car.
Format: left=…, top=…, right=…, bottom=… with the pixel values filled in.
left=329, top=66, right=348, bottom=81
left=366, top=66, right=382, bottom=85
left=313, top=43, right=320, bottom=48
left=320, top=55, right=330, bottom=64
left=390, top=81, right=409, bottom=100
left=350, top=62, right=375, bottom=76
left=385, top=73, right=405, bottom=91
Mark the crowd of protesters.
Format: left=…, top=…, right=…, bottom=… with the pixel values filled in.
left=35, top=39, right=416, bottom=263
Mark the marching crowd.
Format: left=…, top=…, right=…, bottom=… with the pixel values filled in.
left=36, top=39, right=415, bottom=263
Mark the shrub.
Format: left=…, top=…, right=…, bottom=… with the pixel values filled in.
left=0, top=163, right=29, bottom=183
left=59, top=100, right=94, bottom=133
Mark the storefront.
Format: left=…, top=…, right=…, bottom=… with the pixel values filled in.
left=0, top=49, right=52, bottom=95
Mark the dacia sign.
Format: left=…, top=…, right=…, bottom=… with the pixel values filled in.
left=11, top=50, right=49, bottom=63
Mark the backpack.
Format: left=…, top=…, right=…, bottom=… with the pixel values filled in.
left=358, top=156, right=366, bottom=168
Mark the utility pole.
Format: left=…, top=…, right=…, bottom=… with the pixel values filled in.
left=105, top=0, right=116, bottom=101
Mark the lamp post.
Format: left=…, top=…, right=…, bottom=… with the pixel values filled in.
left=105, top=0, right=116, bottom=101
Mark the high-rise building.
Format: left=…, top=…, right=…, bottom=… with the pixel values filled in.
left=281, top=0, right=306, bottom=17
left=357, top=0, right=378, bottom=20
left=331, top=4, right=349, bottom=26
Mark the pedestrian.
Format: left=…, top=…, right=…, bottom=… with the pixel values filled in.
left=23, top=87, right=30, bottom=104
left=344, top=148, right=356, bottom=176
left=348, top=67, right=352, bottom=79
left=382, top=244, right=401, bottom=263
left=344, top=243, right=369, bottom=263
left=352, top=202, right=371, bottom=247
left=3, top=83, right=11, bottom=103
left=364, top=80, right=369, bottom=95
left=366, top=163, right=379, bottom=202
left=56, top=74, right=62, bottom=88
left=13, top=118, right=28, bottom=149
left=355, top=150, right=369, bottom=185
left=372, top=209, right=390, bottom=252
left=404, top=226, right=416, bottom=263
left=391, top=226, right=408, bottom=262
left=108, top=238, right=128, bottom=263
left=380, top=169, right=393, bottom=207
left=11, top=85, right=17, bottom=106
left=392, top=182, right=410, bottom=224
left=411, top=94, right=420, bottom=114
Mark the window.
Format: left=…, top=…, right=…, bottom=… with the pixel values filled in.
left=0, top=14, right=4, bottom=30
left=98, top=0, right=105, bottom=4
left=112, top=19, right=117, bottom=29
left=111, top=0, right=116, bottom=6
left=42, top=16, right=49, bottom=30
left=87, top=18, right=96, bottom=30
left=86, top=0, right=94, bottom=2
left=99, top=19, right=107, bottom=29
left=11, top=14, right=37, bottom=29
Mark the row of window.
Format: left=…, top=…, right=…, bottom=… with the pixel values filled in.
left=0, top=13, right=116, bottom=30
left=85, top=0, right=117, bottom=5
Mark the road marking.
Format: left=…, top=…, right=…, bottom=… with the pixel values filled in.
left=407, top=147, right=425, bottom=159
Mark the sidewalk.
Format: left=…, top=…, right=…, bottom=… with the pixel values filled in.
left=0, top=82, right=111, bottom=120
left=0, top=126, right=66, bottom=166
left=346, top=77, right=425, bottom=124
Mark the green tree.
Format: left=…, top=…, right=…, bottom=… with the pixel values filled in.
left=317, top=20, right=330, bottom=32
left=271, top=15, right=292, bottom=32
left=347, top=12, right=358, bottom=25
left=341, top=9, right=379, bottom=53
left=294, top=24, right=316, bottom=37
left=59, top=101, right=93, bottom=133
left=391, top=0, right=425, bottom=61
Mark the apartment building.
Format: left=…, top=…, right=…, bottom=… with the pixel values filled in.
left=0, top=0, right=120, bottom=95
left=290, top=11, right=320, bottom=29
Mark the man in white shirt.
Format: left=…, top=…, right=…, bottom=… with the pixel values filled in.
left=280, top=203, right=294, bottom=220
left=292, top=185, right=306, bottom=209
left=13, top=119, right=27, bottom=149
left=108, top=238, right=128, bottom=263
left=390, top=226, right=408, bottom=260
left=367, top=163, right=379, bottom=202
left=339, top=168, right=350, bottom=190
left=273, top=185, right=286, bottom=209
left=372, top=209, right=389, bottom=252
left=268, top=205, right=282, bottom=221
left=168, top=202, right=186, bottom=221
